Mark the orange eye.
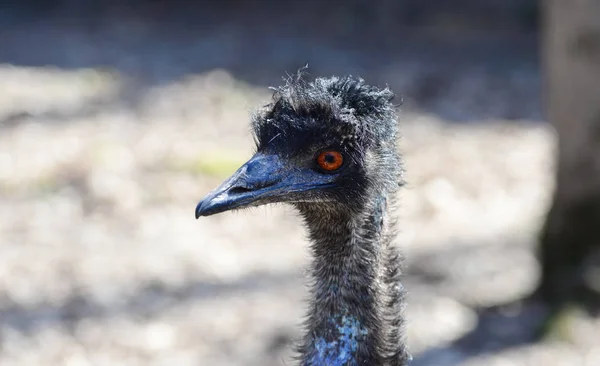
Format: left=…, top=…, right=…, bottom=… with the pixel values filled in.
left=316, top=150, right=344, bottom=172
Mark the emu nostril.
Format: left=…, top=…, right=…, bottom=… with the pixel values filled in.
left=229, top=186, right=253, bottom=195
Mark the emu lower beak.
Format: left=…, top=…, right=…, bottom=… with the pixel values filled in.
left=195, top=153, right=288, bottom=218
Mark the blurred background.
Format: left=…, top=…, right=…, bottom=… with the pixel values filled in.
left=1, top=0, right=599, bottom=365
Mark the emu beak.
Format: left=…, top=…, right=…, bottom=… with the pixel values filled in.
left=195, top=153, right=287, bottom=218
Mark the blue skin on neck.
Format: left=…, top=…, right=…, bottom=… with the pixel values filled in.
left=308, top=315, right=368, bottom=366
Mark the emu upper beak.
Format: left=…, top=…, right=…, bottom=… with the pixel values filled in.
left=198, top=151, right=337, bottom=218
left=195, top=153, right=285, bottom=218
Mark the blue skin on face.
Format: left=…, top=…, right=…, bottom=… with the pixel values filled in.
left=308, top=315, right=368, bottom=366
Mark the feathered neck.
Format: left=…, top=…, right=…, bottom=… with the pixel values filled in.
left=295, top=194, right=410, bottom=366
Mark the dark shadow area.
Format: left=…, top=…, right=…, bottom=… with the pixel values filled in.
left=412, top=299, right=549, bottom=366
left=0, top=271, right=303, bottom=335
left=0, top=95, right=119, bottom=128
left=0, top=1, right=542, bottom=123
left=404, top=239, right=549, bottom=365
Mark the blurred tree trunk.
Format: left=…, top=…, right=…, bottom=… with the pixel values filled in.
left=537, top=0, right=600, bottom=309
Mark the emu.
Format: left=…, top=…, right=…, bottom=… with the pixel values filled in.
left=195, top=73, right=410, bottom=365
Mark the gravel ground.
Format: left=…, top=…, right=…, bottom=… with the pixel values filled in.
left=1, top=7, right=599, bottom=366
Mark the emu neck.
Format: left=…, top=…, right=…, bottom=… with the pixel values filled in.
left=298, top=196, right=404, bottom=366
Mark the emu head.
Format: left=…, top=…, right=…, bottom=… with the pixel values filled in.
left=195, top=74, right=401, bottom=218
